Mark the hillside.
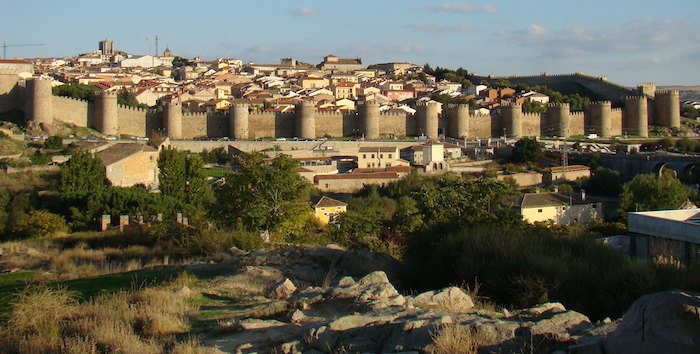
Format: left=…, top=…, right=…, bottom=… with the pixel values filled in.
left=659, top=86, right=700, bottom=102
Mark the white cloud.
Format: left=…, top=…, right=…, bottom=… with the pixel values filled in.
left=407, top=23, right=471, bottom=33
left=525, top=24, right=547, bottom=37
left=290, top=7, right=319, bottom=16
left=427, top=2, right=497, bottom=14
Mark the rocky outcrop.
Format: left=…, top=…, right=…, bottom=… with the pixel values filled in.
left=573, top=289, right=700, bottom=354
left=205, top=264, right=592, bottom=353
left=199, top=247, right=698, bottom=353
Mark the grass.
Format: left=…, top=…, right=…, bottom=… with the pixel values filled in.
left=425, top=323, right=497, bottom=354
left=203, top=167, right=227, bottom=178
left=0, top=274, right=216, bottom=353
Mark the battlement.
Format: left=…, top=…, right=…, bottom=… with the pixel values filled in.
left=380, top=111, right=409, bottom=117
left=547, top=102, right=570, bottom=108
left=299, top=101, right=316, bottom=107
left=416, top=101, right=441, bottom=107
left=94, top=90, right=118, bottom=97
left=117, top=104, right=149, bottom=112
left=571, top=111, right=585, bottom=117
left=232, top=103, right=250, bottom=108
left=53, top=95, right=90, bottom=104
left=654, top=89, right=679, bottom=95
left=590, top=101, right=612, bottom=106
left=522, top=112, right=543, bottom=119
left=361, top=101, right=380, bottom=107
left=624, top=96, right=646, bottom=102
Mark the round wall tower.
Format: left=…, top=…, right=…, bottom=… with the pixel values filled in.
left=448, top=104, right=470, bottom=139
left=501, top=103, right=523, bottom=138
left=165, top=102, right=183, bottom=139
left=654, top=90, right=680, bottom=129
left=28, top=78, right=54, bottom=128
left=624, top=96, right=648, bottom=137
left=419, top=101, right=440, bottom=139
left=589, top=101, right=612, bottom=138
left=229, top=103, right=249, bottom=139
left=94, top=90, right=118, bottom=136
left=296, top=101, right=316, bottom=139
left=360, top=101, right=380, bottom=139
left=547, top=103, right=571, bottom=138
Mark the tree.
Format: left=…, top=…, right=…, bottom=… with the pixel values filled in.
left=511, top=137, right=542, bottom=164
left=12, top=210, right=68, bottom=238
left=52, top=84, right=98, bottom=101
left=214, top=153, right=312, bottom=233
left=184, top=155, right=214, bottom=208
left=619, top=173, right=692, bottom=212
left=587, top=168, right=622, bottom=197
left=43, top=136, right=63, bottom=150
left=172, top=56, right=190, bottom=68
left=58, top=150, right=109, bottom=195
left=158, top=147, right=187, bottom=202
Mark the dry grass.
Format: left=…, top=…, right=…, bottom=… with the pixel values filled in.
left=425, top=323, right=497, bottom=354
left=0, top=275, right=212, bottom=353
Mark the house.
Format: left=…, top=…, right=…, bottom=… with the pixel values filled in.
left=71, top=142, right=159, bottom=189
left=357, top=147, right=408, bottom=169
left=624, top=208, right=700, bottom=266
left=311, top=196, right=347, bottom=224
left=317, top=54, right=363, bottom=72
left=518, top=191, right=602, bottom=225
left=330, top=82, right=359, bottom=100
left=542, top=165, right=590, bottom=184
left=314, top=171, right=402, bottom=193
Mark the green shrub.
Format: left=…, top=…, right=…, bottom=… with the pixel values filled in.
left=12, top=210, right=69, bottom=238
left=43, top=136, right=63, bottom=150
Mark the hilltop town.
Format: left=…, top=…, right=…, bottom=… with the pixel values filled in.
left=0, top=40, right=699, bottom=353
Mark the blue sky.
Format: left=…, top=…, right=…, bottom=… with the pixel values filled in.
left=3, top=0, right=699, bottom=86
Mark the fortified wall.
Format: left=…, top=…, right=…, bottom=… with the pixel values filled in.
left=5, top=78, right=683, bottom=140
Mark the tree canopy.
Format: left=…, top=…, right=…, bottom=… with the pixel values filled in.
left=619, top=173, right=692, bottom=212
left=214, top=153, right=312, bottom=233
left=58, top=150, right=109, bottom=195
left=511, top=137, right=542, bottom=163
left=52, top=84, right=98, bottom=101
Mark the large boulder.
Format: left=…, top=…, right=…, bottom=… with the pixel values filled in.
left=412, top=287, right=475, bottom=313
left=604, top=290, right=700, bottom=354
left=269, top=278, right=297, bottom=299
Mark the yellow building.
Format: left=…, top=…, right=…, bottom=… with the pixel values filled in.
left=311, top=196, right=347, bottom=224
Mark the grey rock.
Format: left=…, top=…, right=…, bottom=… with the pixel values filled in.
left=270, top=278, right=297, bottom=299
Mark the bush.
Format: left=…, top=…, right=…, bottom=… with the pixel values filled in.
left=177, top=228, right=264, bottom=255
left=43, top=136, right=63, bottom=150
left=12, top=210, right=69, bottom=238
left=407, top=225, right=700, bottom=321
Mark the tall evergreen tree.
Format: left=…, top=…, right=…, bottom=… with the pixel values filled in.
left=157, top=147, right=186, bottom=201
left=58, top=150, right=109, bottom=195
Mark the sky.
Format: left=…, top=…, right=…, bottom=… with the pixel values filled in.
left=3, top=0, right=699, bottom=86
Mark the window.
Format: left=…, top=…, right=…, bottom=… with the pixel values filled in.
left=371, top=154, right=375, bottom=159
left=321, top=207, right=325, bottom=211
left=538, top=209, right=543, bottom=213
left=336, top=207, right=342, bottom=210
left=380, top=154, right=384, bottom=158
left=325, top=184, right=329, bottom=188
left=388, top=154, right=392, bottom=159
left=363, top=154, right=366, bottom=159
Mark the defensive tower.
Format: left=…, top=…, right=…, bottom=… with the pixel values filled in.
left=637, top=83, right=656, bottom=98
left=448, top=104, right=470, bottom=139
left=418, top=101, right=440, bottom=139
left=165, top=102, right=183, bottom=139
left=94, top=90, right=118, bottom=135
left=654, top=90, right=680, bottom=129
left=27, top=77, right=53, bottom=128
left=624, top=96, right=648, bottom=137
left=296, top=101, right=316, bottom=139
left=360, top=101, right=380, bottom=139
left=589, top=101, right=612, bottom=138
left=547, top=103, right=571, bottom=138
left=501, top=103, right=523, bottom=138
left=229, top=103, right=249, bottom=139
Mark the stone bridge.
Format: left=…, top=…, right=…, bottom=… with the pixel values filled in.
left=600, top=152, right=699, bottom=181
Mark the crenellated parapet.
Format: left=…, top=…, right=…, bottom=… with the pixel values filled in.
left=624, top=96, right=648, bottom=137
left=94, top=90, right=118, bottom=135
left=636, top=82, right=656, bottom=98
left=654, top=90, right=680, bottom=128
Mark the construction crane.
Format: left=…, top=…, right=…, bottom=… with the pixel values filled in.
left=144, top=36, right=179, bottom=56
left=1, top=41, right=44, bottom=59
